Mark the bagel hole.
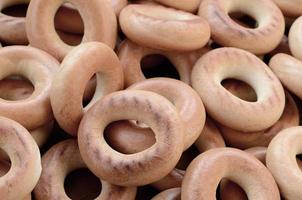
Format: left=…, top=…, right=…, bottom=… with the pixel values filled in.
left=221, top=79, right=257, bottom=102
left=2, top=3, right=28, bottom=17
left=104, top=120, right=156, bottom=155
left=0, top=75, right=34, bottom=101
left=175, top=145, right=200, bottom=170
left=229, top=12, right=258, bottom=29
left=55, top=3, right=83, bottom=46
left=82, top=75, right=96, bottom=107
left=219, top=179, right=248, bottom=200
left=141, top=54, right=180, bottom=80
left=0, top=149, right=11, bottom=177
left=64, top=168, right=101, bottom=200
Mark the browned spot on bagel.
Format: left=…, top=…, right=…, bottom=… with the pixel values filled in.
left=272, top=87, right=282, bottom=102
left=124, top=163, right=134, bottom=172
left=133, top=96, right=139, bottom=105
left=213, top=10, right=230, bottom=28
left=13, top=128, right=28, bottom=151
left=58, top=144, right=68, bottom=157
left=145, top=99, right=153, bottom=111
left=235, top=29, right=246, bottom=38
left=93, top=148, right=102, bottom=162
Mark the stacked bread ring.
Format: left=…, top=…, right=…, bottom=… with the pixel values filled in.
left=0, top=0, right=302, bottom=199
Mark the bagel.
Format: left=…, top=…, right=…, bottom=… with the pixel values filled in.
left=288, top=16, right=302, bottom=60
left=26, top=0, right=117, bottom=61
left=51, top=42, right=123, bottom=136
left=266, top=126, right=302, bottom=200
left=34, top=139, right=137, bottom=200
left=0, top=46, right=59, bottom=130
left=199, top=0, right=285, bottom=54
left=269, top=53, right=302, bottom=99
left=0, top=117, right=41, bottom=200
left=194, top=117, right=226, bottom=152
left=118, top=40, right=210, bottom=86
left=191, top=47, right=285, bottom=132
left=119, top=4, right=210, bottom=51
left=78, top=90, right=184, bottom=186
left=219, top=91, right=299, bottom=149
left=182, top=148, right=280, bottom=200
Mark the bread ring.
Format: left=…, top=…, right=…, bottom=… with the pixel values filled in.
left=0, top=78, right=53, bottom=148
left=54, top=0, right=128, bottom=34
left=195, top=117, right=226, bottom=152
left=107, top=78, right=205, bottom=150
left=78, top=90, right=184, bottom=186
left=220, top=147, right=267, bottom=200
left=0, top=117, right=41, bottom=200
left=269, top=53, right=302, bottom=99
left=119, top=4, right=210, bottom=51
left=0, top=0, right=29, bottom=44
left=289, top=16, right=302, bottom=60
left=191, top=47, right=285, bottom=132
left=266, top=126, right=302, bottom=200
left=51, top=42, right=123, bottom=136
left=118, top=40, right=210, bottom=86
left=154, top=0, right=200, bottom=12
left=0, top=160, right=31, bottom=200
left=182, top=148, right=280, bottom=200
left=273, top=0, right=302, bottom=17
left=26, top=0, right=117, bottom=61
left=0, top=46, right=59, bottom=130
left=199, top=0, right=285, bottom=54
left=34, top=139, right=137, bottom=200
left=219, top=91, right=299, bottom=149
left=151, top=188, right=181, bottom=200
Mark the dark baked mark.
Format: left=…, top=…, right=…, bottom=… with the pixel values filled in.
left=13, top=128, right=28, bottom=152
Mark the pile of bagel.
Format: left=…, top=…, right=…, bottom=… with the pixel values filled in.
left=0, top=0, right=301, bottom=199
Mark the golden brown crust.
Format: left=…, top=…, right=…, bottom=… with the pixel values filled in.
left=78, top=90, right=184, bottom=186
left=26, top=0, right=117, bottom=61
left=199, top=0, right=285, bottom=54
left=34, top=139, right=137, bottom=200
left=192, top=47, right=285, bottom=132
left=119, top=4, right=210, bottom=51
left=51, top=42, right=123, bottom=136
